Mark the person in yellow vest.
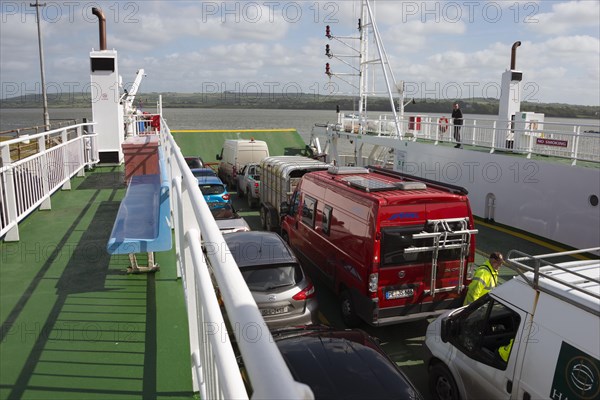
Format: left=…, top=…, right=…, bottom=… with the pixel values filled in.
left=498, top=339, right=514, bottom=362
left=464, top=252, right=504, bottom=305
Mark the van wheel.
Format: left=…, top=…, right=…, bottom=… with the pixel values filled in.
left=260, top=207, right=267, bottom=229
left=340, top=290, right=361, bottom=328
left=430, top=362, right=460, bottom=400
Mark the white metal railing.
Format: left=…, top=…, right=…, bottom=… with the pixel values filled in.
left=0, top=123, right=98, bottom=240
left=160, top=117, right=313, bottom=399
left=338, top=114, right=600, bottom=165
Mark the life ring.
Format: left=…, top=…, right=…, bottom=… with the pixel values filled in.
left=150, top=115, right=161, bottom=131
left=438, top=117, right=449, bottom=133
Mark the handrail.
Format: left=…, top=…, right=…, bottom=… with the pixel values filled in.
left=0, top=122, right=98, bottom=240
left=161, top=118, right=314, bottom=399
left=335, top=114, right=600, bottom=164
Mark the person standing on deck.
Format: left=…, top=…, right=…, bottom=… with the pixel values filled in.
left=452, top=102, right=463, bottom=148
left=463, top=252, right=504, bottom=305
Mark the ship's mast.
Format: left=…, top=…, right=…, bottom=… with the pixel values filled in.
left=326, top=0, right=403, bottom=137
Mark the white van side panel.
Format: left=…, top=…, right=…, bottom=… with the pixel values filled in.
left=237, top=149, right=269, bottom=167
left=515, top=292, right=600, bottom=399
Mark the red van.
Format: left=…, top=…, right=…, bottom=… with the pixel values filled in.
left=280, top=166, right=477, bottom=327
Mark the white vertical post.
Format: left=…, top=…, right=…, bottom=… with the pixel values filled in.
left=37, top=134, right=52, bottom=210
left=1, top=146, right=19, bottom=241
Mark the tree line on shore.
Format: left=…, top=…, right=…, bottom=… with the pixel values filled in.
left=1, top=92, right=598, bottom=119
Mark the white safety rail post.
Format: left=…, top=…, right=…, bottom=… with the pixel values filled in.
left=0, top=122, right=97, bottom=241
left=162, top=124, right=314, bottom=400
left=0, top=144, right=19, bottom=240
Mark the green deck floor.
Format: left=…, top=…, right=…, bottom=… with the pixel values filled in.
left=0, top=167, right=194, bottom=400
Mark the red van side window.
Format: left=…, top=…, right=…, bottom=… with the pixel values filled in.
left=302, top=196, right=317, bottom=228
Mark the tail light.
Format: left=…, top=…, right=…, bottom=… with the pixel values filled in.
left=293, top=281, right=315, bottom=300
left=254, top=182, right=259, bottom=188
left=368, top=273, right=378, bottom=293
left=223, top=193, right=230, bottom=201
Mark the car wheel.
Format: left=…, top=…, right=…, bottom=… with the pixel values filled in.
left=430, top=362, right=460, bottom=400
left=260, top=207, right=267, bottom=229
left=340, top=290, right=361, bottom=328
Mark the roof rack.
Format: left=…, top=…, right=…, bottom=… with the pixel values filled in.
left=368, top=166, right=468, bottom=195
left=506, top=248, right=600, bottom=316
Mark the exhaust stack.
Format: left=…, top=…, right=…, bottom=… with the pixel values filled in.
left=510, top=41, right=521, bottom=70
left=92, top=7, right=107, bottom=50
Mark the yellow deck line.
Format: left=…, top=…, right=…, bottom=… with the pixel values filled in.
left=171, top=128, right=297, bottom=133
left=475, top=219, right=588, bottom=260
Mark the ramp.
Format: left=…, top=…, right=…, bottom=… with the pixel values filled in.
left=171, top=129, right=311, bottom=164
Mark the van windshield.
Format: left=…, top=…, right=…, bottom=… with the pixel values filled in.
left=381, top=226, right=462, bottom=266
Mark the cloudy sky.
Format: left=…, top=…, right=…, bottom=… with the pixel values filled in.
left=1, top=1, right=599, bottom=106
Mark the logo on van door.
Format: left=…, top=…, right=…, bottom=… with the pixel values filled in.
left=388, top=212, right=419, bottom=221
left=550, top=341, right=600, bottom=400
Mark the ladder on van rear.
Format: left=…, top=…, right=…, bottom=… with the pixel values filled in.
left=405, top=218, right=478, bottom=297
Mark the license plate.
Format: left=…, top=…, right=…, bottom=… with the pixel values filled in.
left=261, top=306, right=289, bottom=316
left=385, top=288, right=414, bottom=300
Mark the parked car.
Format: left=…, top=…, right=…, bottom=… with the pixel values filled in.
left=197, top=176, right=230, bottom=204
left=223, top=231, right=318, bottom=329
left=185, top=156, right=204, bottom=169
left=208, top=203, right=250, bottom=234
left=191, top=167, right=217, bottom=178
left=236, top=162, right=261, bottom=209
left=240, top=325, right=424, bottom=399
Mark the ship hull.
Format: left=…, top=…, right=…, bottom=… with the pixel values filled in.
left=397, top=141, right=600, bottom=250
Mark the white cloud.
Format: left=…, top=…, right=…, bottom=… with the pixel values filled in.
left=529, top=1, right=600, bottom=35
left=1, top=1, right=598, bottom=105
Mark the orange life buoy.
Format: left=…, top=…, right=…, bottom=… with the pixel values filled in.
left=438, top=117, right=449, bottom=133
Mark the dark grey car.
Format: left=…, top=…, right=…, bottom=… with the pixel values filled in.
left=224, top=231, right=318, bottom=329
left=240, top=325, right=424, bottom=399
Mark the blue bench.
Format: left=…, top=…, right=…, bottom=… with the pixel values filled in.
left=107, top=147, right=172, bottom=258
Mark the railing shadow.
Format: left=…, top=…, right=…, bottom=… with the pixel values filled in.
left=3, top=183, right=168, bottom=398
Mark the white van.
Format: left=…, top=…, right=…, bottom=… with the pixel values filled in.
left=424, top=248, right=600, bottom=400
left=216, top=139, right=269, bottom=189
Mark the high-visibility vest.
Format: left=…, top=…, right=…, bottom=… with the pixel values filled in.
left=498, top=339, right=514, bottom=362
left=464, top=261, right=498, bottom=305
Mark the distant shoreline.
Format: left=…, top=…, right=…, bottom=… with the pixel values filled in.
left=1, top=93, right=599, bottom=120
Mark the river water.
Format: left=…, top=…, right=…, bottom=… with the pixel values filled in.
left=2, top=107, right=598, bottom=143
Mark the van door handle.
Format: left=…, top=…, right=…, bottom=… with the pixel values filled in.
left=506, top=379, right=512, bottom=394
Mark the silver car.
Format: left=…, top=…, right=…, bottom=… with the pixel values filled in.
left=224, top=231, right=318, bottom=329
left=208, top=203, right=250, bottom=234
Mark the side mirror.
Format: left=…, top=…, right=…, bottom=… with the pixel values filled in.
left=280, top=201, right=290, bottom=215
left=440, top=317, right=458, bottom=343
left=216, top=154, right=222, bottom=160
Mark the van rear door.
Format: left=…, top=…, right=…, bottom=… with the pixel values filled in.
left=378, top=207, right=476, bottom=311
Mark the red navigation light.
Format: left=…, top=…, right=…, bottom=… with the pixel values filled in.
left=325, top=25, right=331, bottom=38
left=325, top=63, right=331, bottom=76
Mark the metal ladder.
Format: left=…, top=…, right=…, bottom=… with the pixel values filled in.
left=404, top=218, right=478, bottom=297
